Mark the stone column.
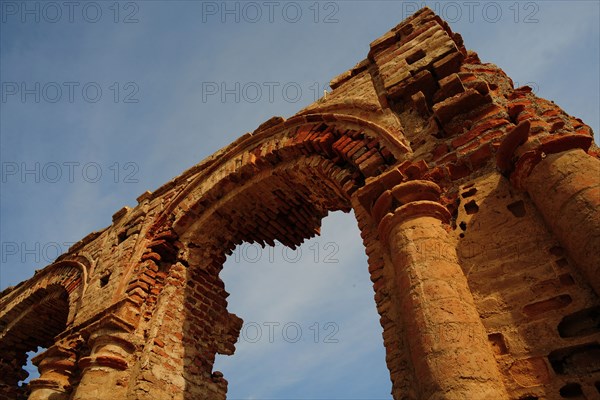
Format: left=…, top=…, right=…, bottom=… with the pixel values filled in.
left=71, top=316, right=136, bottom=400
left=498, top=124, right=600, bottom=295
left=375, top=180, right=507, bottom=399
left=28, top=345, right=77, bottom=400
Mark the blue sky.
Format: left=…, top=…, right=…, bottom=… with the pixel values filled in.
left=1, top=1, right=598, bottom=398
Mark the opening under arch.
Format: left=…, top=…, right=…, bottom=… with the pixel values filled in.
left=169, top=124, right=399, bottom=398
left=0, top=285, right=70, bottom=399
left=214, top=210, right=392, bottom=399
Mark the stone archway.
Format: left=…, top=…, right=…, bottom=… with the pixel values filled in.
left=123, top=118, right=408, bottom=399
left=122, top=114, right=508, bottom=400
left=0, top=261, right=87, bottom=400
left=1, top=7, right=599, bottom=400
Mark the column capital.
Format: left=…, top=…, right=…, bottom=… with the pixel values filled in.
left=78, top=314, right=137, bottom=372
left=496, top=120, right=594, bottom=189
left=361, top=179, right=452, bottom=244
left=30, top=343, right=77, bottom=371
left=379, top=200, right=451, bottom=244
left=28, top=343, right=79, bottom=399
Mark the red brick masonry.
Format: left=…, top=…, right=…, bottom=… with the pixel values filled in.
left=1, top=8, right=599, bottom=400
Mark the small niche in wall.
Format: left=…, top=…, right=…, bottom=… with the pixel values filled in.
left=461, top=187, right=477, bottom=198
left=559, top=382, right=584, bottom=398
left=464, top=200, right=479, bottom=215
left=488, top=332, right=508, bottom=355
left=523, top=295, right=572, bottom=317
left=548, top=343, right=600, bottom=375
left=507, top=200, right=526, bottom=217
left=406, top=49, right=426, bottom=65
left=100, top=273, right=111, bottom=288
left=117, top=230, right=128, bottom=244
left=558, top=306, right=600, bottom=338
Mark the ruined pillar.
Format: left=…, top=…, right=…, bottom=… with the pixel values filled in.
left=498, top=124, right=600, bottom=295
left=0, top=351, right=29, bottom=400
left=28, top=345, right=77, bottom=400
left=71, top=316, right=135, bottom=400
left=374, top=179, right=507, bottom=399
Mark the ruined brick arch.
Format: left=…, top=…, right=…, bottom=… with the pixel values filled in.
left=0, top=260, right=88, bottom=400
left=2, top=7, right=600, bottom=400
left=0, top=259, right=89, bottom=334
left=124, top=113, right=406, bottom=298
left=120, top=116, right=410, bottom=399
left=152, top=111, right=410, bottom=232
left=169, top=115, right=407, bottom=227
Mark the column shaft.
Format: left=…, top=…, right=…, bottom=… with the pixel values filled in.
left=525, top=149, right=600, bottom=295
left=386, top=214, right=506, bottom=399
left=370, top=179, right=508, bottom=399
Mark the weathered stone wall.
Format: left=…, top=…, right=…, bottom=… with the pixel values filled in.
left=1, top=8, right=599, bottom=400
